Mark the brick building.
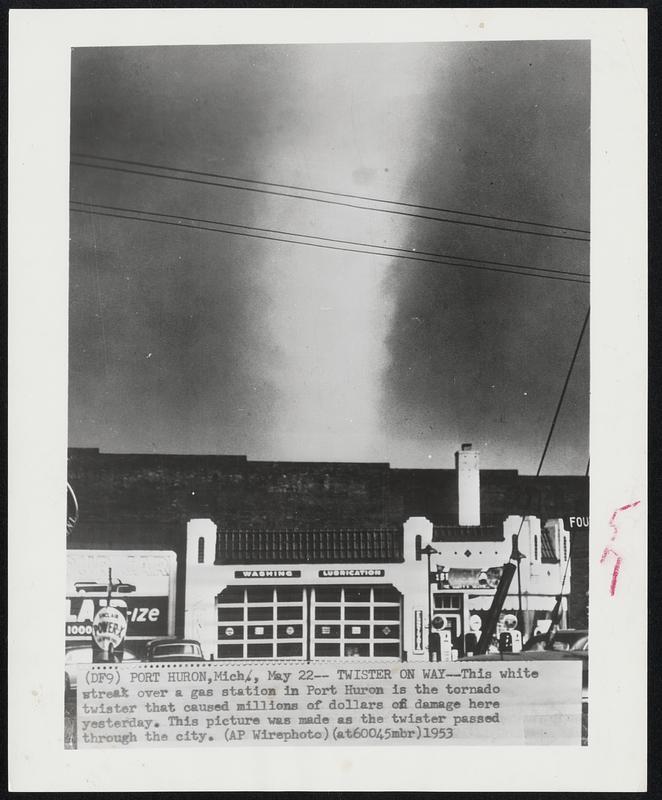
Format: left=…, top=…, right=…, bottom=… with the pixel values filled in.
left=67, top=445, right=589, bottom=659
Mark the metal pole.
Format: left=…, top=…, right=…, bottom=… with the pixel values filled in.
left=106, top=567, right=113, bottom=661
left=427, top=549, right=432, bottom=661
left=516, top=547, right=523, bottom=631
left=475, top=562, right=517, bottom=655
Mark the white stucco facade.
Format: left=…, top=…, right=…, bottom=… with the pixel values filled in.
left=184, top=513, right=570, bottom=662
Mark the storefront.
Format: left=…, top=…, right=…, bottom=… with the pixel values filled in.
left=185, top=519, right=426, bottom=661
left=184, top=512, right=571, bottom=662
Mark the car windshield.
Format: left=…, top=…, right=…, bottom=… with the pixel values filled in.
left=65, top=648, right=93, bottom=663
left=153, top=643, right=198, bottom=656
left=66, top=647, right=138, bottom=662
left=550, top=632, right=588, bottom=651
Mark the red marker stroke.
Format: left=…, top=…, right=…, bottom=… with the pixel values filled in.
left=600, top=501, right=641, bottom=595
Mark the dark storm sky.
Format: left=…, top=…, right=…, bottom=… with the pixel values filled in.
left=69, top=41, right=590, bottom=473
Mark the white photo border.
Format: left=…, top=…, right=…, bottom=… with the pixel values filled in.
left=9, top=8, right=647, bottom=791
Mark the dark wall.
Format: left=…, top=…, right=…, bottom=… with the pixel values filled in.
left=567, top=528, right=589, bottom=628
left=69, top=448, right=588, bottom=531
left=68, top=449, right=401, bottom=530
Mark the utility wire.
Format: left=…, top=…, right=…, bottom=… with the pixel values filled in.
left=70, top=203, right=590, bottom=285
left=71, top=159, right=590, bottom=243
left=70, top=200, right=589, bottom=281
left=72, top=152, right=590, bottom=235
left=513, top=302, right=587, bottom=634
left=509, top=307, right=589, bottom=624
left=535, top=308, right=590, bottom=476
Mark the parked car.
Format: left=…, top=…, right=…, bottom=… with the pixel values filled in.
left=74, top=580, right=136, bottom=593
left=144, top=638, right=205, bottom=662
left=64, top=645, right=139, bottom=694
left=523, top=628, right=588, bottom=652
left=460, top=629, right=588, bottom=694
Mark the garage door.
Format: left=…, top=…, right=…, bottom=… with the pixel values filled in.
left=217, top=584, right=401, bottom=660
left=311, top=585, right=401, bottom=659
left=216, top=585, right=306, bottom=660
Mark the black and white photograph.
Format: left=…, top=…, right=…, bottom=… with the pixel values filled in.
left=9, top=8, right=646, bottom=793
left=64, top=36, right=590, bottom=745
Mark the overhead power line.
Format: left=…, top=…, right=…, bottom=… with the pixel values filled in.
left=503, top=306, right=589, bottom=637
left=70, top=200, right=589, bottom=281
left=535, top=307, right=590, bottom=476
left=71, top=156, right=591, bottom=243
left=70, top=201, right=590, bottom=285
left=72, top=152, right=590, bottom=235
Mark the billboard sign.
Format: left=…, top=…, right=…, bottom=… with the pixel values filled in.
left=66, top=550, right=176, bottom=644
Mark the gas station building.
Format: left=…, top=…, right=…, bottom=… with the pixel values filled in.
left=67, top=443, right=588, bottom=661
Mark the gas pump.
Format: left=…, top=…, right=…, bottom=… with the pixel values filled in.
left=499, top=629, right=523, bottom=653
left=437, top=628, right=454, bottom=661
left=464, top=614, right=482, bottom=656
